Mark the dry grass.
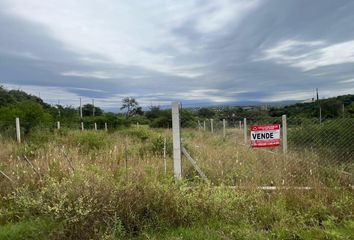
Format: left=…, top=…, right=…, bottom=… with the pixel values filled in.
left=0, top=127, right=353, bottom=239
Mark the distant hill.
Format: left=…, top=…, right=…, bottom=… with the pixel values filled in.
left=0, top=85, right=50, bottom=108
left=269, top=94, right=354, bottom=119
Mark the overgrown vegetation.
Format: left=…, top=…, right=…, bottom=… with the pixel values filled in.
left=0, top=127, right=353, bottom=239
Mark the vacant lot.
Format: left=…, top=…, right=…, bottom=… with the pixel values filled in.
left=0, top=127, right=353, bottom=239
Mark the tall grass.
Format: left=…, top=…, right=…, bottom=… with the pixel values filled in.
left=0, top=127, right=353, bottom=239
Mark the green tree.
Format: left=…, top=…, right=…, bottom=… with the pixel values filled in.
left=0, top=101, right=52, bottom=134
left=121, top=97, right=139, bottom=118
left=82, top=104, right=103, bottom=117
left=197, top=108, right=215, bottom=119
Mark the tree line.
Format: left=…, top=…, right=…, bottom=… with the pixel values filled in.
left=0, top=86, right=353, bottom=135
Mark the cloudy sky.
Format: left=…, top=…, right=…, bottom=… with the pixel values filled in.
left=1, top=0, right=354, bottom=110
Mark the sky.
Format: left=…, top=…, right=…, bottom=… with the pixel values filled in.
left=1, top=0, right=354, bottom=110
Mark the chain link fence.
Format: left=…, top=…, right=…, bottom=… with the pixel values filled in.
left=287, top=117, right=354, bottom=163
left=192, top=115, right=353, bottom=187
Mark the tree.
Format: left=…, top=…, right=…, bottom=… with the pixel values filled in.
left=197, top=108, right=215, bottom=118
left=82, top=104, right=103, bottom=117
left=0, top=101, right=52, bottom=134
left=120, top=97, right=139, bottom=118
left=145, top=105, right=161, bottom=120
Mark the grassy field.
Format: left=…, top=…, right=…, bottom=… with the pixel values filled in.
left=0, top=127, right=353, bottom=239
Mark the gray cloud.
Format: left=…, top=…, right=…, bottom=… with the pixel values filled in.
left=1, top=0, right=354, bottom=109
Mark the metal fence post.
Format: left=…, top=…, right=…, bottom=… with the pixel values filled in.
left=243, top=118, right=247, bottom=144
left=282, top=114, right=288, bottom=154
left=16, top=118, right=21, bottom=143
left=171, top=102, right=182, bottom=180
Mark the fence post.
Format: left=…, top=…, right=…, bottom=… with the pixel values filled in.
left=94, top=123, right=97, bottom=131
left=57, top=121, right=60, bottom=130
left=243, top=118, right=247, bottom=144
left=210, top=119, right=214, bottom=133
left=105, top=122, right=108, bottom=131
left=163, top=137, right=167, bottom=175
left=136, top=122, right=139, bottom=128
left=81, top=121, right=84, bottom=131
left=203, top=121, right=206, bottom=131
left=16, top=117, right=21, bottom=143
left=171, top=102, right=182, bottom=180
left=239, top=120, right=242, bottom=129
left=282, top=115, right=288, bottom=154
left=223, top=119, right=226, bottom=138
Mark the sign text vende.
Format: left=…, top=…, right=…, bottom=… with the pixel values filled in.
left=250, top=124, right=281, bottom=148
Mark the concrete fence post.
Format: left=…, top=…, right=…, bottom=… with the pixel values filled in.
left=16, top=118, right=21, bottom=143
left=81, top=122, right=84, bottom=131
left=243, top=118, right=247, bottom=144
left=105, top=122, right=108, bottom=131
left=163, top=137, right=167, bottom=175
left=210, top=119, right=214, bottom=133
left=282, top=115, right=288, bottom=154
left=239, top=120, right=242, bottom=129
left=223, top=119, right=226, bottom=138
left=94, top=122, right=97, bottom=131
left=57, top=121, right=60, bottom=130
left=171, top=102, right=182, bottom=180
left=203, top=121, right=206, bottom=131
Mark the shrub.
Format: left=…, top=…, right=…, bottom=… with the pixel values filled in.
left=73, top=131, right=110, bottom=152
left=149, top=135, right=173, bottom=156
left=0, top=101, right=52, bottom=135
left=122, top=128, right=151, bottom=141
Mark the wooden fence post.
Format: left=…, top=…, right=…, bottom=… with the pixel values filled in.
left=282, top=115, right=288, bottom=154
left=16, top=117, right=21, bottom=143
left=171, top=102, right=182, bottom=179
left=243, top=118, right=247, bottom=144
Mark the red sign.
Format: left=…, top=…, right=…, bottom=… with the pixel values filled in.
left=250, top=124, right=281, bottom=148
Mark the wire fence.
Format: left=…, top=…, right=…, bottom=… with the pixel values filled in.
left=200, top=116, right=354, bottom=163
left=192, top=115, right=354, bottom=187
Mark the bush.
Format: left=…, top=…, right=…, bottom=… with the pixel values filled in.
left=73, top=131, right=110, bottom=152
left=0, top=101, right=52, bottom=135
left=149, top=135, right=173, bottom=156
left=122, top=128, right=151, bottom=141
